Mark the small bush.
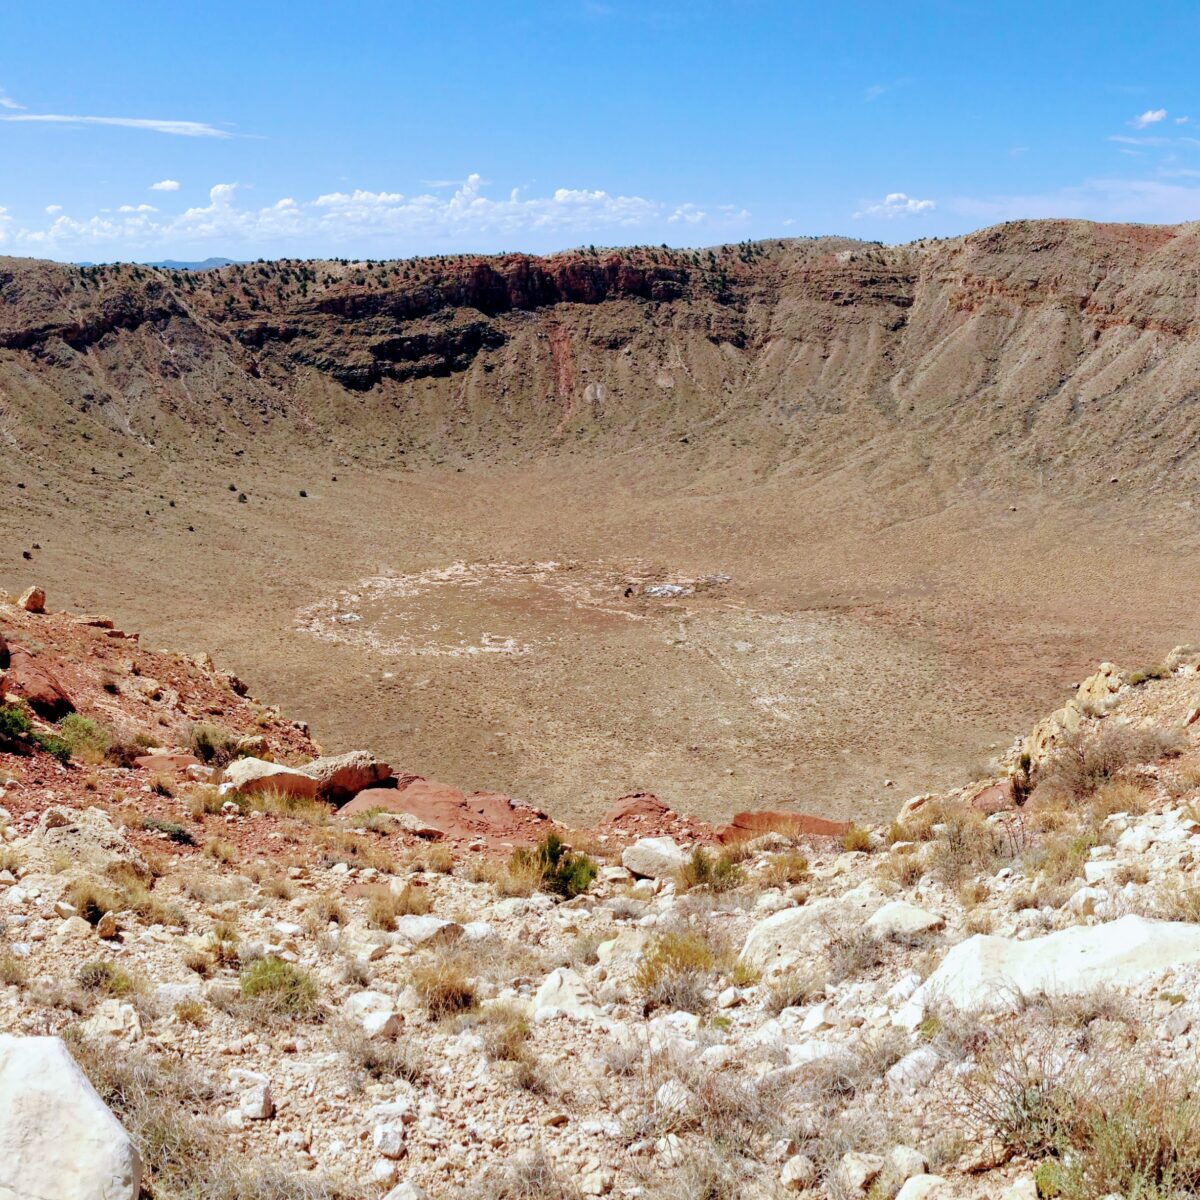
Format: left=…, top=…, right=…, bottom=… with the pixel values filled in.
left=174, top=998, right=207, bottom=1026
left=510, top=834, right=598, bottom=899
left=34, top=732, right=72, bottom=764
left=204, top=838, right=234, bottom=863
left=65, top=878, right=123, bottom=925
left=70, top=1040, right=349, bottom=1200
left=472, top=1003, right=532, bottom=1062
left=761, top=851, right=809, bottom=888
left=481, top=1149, right=582, bottom=1200
left=677, top=847, right=744, bottom=893
left=58, top=714, right=112, bottom=764
left=927, top=805, right=1009, bottom=885
left=0, top=702, right=32, bottom=750
left=77, top=960, right=134, bottom=997
left=187, top=723, right=237, bottom=766
left=148, top=773, right=174, bottom=798
left=1039, top=724, right=1185, bottom=802
left=365, top=883, right=429, bottom=929
left=841, top=824, right=873, bottom=853
left=304, top=893, right=346, bottom=932
left=142, top=818, right=195, bottom=846
left=239, top=956, right=320, bottom=1018
left=0, top=951, right=27, bottom=988
left=635, top=931, right=717, bottom=1013
left=335, top=1026, right=424, bottom=1084
left=763, top=964, right=825, bottom=1014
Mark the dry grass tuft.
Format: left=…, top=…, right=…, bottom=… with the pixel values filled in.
left=411, top=950, right=478, bottom=1020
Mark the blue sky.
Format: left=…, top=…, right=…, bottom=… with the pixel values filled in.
left=2, top=1, right=1199, bottom=262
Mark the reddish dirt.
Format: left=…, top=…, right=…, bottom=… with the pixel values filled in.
left=596, top=792, right=715, bottom=843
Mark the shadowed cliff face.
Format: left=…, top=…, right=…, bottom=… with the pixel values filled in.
left=3, top=218, right=1200, bottom=501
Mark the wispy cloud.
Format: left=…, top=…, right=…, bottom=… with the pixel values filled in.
left=0, top=174, right=749, bottom=257
left=150, top=179, right=181, bottom=192
left=0, top=86, right=23, bottom=111
left=853, top=191, right=936, bottom=219
left=0, top=113, right=230, bottom=137
left=1130, top=108, right=1167, bottom=129
left=863, top=77, right=911, bottom=103
left=950, top=176, right=1200, bottom=224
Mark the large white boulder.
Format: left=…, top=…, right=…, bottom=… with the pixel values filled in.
left=740, top=882, right=884, bottom=971
left=300, top=750, right=392, bottom=804
left=925, top=915, right=1200, bottom=1012
left=621, top=837, right=688, bottom=879
left=221, top=757, right=319, bottom=799
left=866, top=900, right=944, bottom=939
left=0, top=1034, right=142, bottom=1199
left=533, top=968, right=604, bottom=1021
left=33, top=807, right=149, bottom=879
left=344, top=991, right=402, bottom=1039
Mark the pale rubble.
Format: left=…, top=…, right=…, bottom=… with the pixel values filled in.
left=3, top=644, right=1200, bottom=1196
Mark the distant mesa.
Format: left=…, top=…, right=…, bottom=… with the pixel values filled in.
left=73, top=256, right=237, bottom=271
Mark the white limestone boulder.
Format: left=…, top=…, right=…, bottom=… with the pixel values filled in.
left=344, top=991, right=402, bottom=1039
left=866, top=900, right=945, bottom=939
left=924, top=915, right=1200, bottom=1012
left=621, top=837, right=688, bottom=879
left=533, top=967, right=604, bottom=1022
left=300, top=750, right=392, bottom=804
left=739, top=882, right=884, bottom=972
left=0, top=1034, right=142, bottom=1200
left=221, top=757, right=319, bottom=800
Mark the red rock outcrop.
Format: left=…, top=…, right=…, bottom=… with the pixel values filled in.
left=716, top=810, right=851, bottom=843
left=341, top=775, right=555, bottom=846
left=3, top=648, right=74, bottom=720
left=596, top=792, right=714, bottom=843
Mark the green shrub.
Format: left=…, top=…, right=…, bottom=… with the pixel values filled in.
left=678, top=847, right=744, bottom=893
left=58, top=714, right=112, bottom=763
left=510, top=834, right=597, bottom=899
left=240, top=957, right=319, bottom=1017
left=34, top=732, right=72, bottom=764
left=77, top=960, right=134, bottom=996
left=188, top=723, right=237, bottom=766
left=142, top=818, right=196, bottom=846
left=0, top=702, right=31, bottom=750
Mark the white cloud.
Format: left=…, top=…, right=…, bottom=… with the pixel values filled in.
left=1176, top=116, right=1191, bottom=125
left=45, top=204, right=62, bottom=214
left=853, top=191, right=936, bottom=219
left=0, top=113, right=229, bottom=137
left=150, top=179, right=181, bottom=192
left=0, top=173, right=743, bottom=258
left=0, top=87, right=23, bottom=110
left=1131, top=108, right=1168, bottom=128
left=668, top=203, right=707, bottom=224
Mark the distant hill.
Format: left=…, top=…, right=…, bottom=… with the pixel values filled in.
left=74, top=256, right=236, bottom=271
left=144, top=257, right=238, bottom=271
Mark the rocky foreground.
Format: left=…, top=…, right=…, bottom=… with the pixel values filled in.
left=4, top=587, right=1200, bottom=1199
